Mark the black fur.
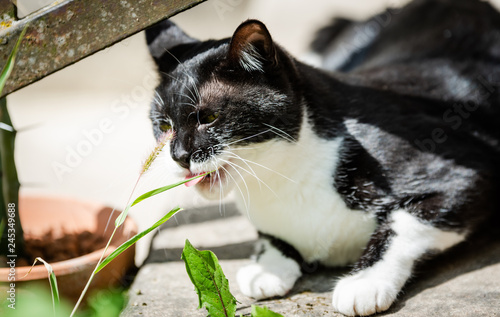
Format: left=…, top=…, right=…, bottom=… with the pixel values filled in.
left=353, top=224, right=395, bottom=271
left=258, top=232, right=305, bottom=269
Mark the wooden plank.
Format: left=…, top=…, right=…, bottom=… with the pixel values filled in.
left=0, top=0, right=206, bottom=97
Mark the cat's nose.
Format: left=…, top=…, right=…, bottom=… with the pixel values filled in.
left=173, top=149, right=190, bottom=169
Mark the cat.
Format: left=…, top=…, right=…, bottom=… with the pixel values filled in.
left=145, top=0, right=500, bottom=315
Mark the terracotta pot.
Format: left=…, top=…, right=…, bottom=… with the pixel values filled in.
left=0, top=195, right=137, bottom=301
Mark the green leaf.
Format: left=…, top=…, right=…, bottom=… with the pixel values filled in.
left=23, top=257, right=60, bottom=316
left=0, top=24, right=29, bottom=94
left=114, top=204, right=131, bottom=228
left=96, top=207, right=182, bottom=273
left=131, top=172, right=209, bottom=207
left=114, top=173, right=210, bottom=227
left=251, top=305, right=284, bottom=317
left=182, top=239, right=237, bottom=317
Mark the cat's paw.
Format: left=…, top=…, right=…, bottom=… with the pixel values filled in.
left=236, top=261, right=301, bottom=300
left=332, top=273, right=399, bottom=316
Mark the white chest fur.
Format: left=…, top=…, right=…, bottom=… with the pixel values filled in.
left=233, top=116, right=377, bottom=266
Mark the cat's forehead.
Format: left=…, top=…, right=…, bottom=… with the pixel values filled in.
left=161, top=44, right=227, bottom=93
left=162, top=44, right=248, bottom=105
left=165, top=75, right=239, bottom=112
left=168, top=42, right=228, bottom=78
left=185, top=43, right=228, bottom=68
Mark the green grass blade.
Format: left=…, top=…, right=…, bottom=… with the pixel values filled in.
left=29, top=257, right=60, bottom=316
left=0, top=24, right=29, bottom=94
left=114, top=204, right=131, bottom=228
left=130, top=172, right=209, bottom=207
left=35, top=258, right=60, bottom=312
left=182, top=239, right=237, bottom=317
left=96, top=207, right=182, bottom=273
left=20, top=257, right=61, bottom=314
left=251, top=305, right=284, bottom=317
left=114, top=173, right=210, bottom=227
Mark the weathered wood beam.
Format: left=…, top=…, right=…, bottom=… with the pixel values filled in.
left=0, top=0, right=206, bottom=97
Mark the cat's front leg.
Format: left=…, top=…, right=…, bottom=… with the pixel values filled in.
left=332, top=209, right=465, bottom=316
left=237, top=235, right=302, bottom=300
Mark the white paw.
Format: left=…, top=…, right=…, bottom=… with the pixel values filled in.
left=236, top=261, right=301, bottom=300
left=332, top=273, right=399, bottom=316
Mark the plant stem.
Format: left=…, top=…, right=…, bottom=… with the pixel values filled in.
left=70, top=175, right=142, bottom=316
left=0, top=98, right=24, bottom=257
left=70, top=226, right=119, bottom=317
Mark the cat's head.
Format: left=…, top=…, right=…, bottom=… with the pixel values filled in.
left=146, top=19, right=303, bottom=199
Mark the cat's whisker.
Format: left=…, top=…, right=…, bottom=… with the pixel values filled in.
left=219, top=159, right=251, bottom=209
left=160, top=71, right=198, bottom=106
left=220, top=150, right=297, bottom=184
left=173, top=92, right=197, bottom=107
left=219, top=152, right=262, bottom=187
left=219, top=158, right=258, bottom=187
left=188, top=76, right=202, bottom=105
left=218, top=164, right=251, bottom=216
left=220, top=158, right=279, bottom=198
left=150, top=113, right=164, bottom=123
left=220, top=152, right=259, bottom=181
left=154, top=92, right=164, bottom=106
left=224, top=158, right=278, bottom=197
left=218, top=143, right=262, bottom=152
left=209, top=160, right=219, bottom=192
left=150, top=111, right=163, bottom=119
left=267, top=129, right=298, bottom=144
left=211, top=158, right=227, bottom=216
left=262, top=123, right=298, bottom=144
left=154, top=91, right=165, bottom=107
left=178, top=102, right=197, bottom=108
left=226, top=146, right=260, bottom=151
left=224, top=129, right=273, bottom=146
left=161, top=48, right=202, bottom=103
left=217, top=167, right=226, bottom=216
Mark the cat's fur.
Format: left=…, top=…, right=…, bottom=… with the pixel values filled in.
left=145, top=0, right=500, bottom=315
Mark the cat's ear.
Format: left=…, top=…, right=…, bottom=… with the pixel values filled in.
left=228, top=20, right=278, bottom=72
left=146, top=19, right=198, bottom=60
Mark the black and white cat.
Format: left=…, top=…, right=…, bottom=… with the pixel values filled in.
left=145, top=0, right=500, bottom=315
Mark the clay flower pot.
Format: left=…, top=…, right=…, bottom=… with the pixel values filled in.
left=0, top=195, right=137, bottom=301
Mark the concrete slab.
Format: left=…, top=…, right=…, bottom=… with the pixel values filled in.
left=121, top=210, right=500, bottom=316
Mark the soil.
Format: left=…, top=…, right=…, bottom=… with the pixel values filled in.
left=16, top=230, right=107, bottom=267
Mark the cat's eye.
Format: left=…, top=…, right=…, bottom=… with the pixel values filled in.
left=159, top=122, right=172, bottom=132
left=202, top=112, right=220, bottom=124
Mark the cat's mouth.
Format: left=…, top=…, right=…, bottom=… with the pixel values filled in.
left=182, top=160, right=239, bottom=200
left=184, top=163, right=230, bottom=189
left=184, top=173, right=208, bottom=187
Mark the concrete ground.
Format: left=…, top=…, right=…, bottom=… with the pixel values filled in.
left=121, top=205, right=500, bottom=317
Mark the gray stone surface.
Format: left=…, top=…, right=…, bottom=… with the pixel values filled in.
left=121, top=207, right=500, bottom=317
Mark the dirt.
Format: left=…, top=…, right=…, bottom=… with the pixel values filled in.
left=16, top=230, right=107, bottom=267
